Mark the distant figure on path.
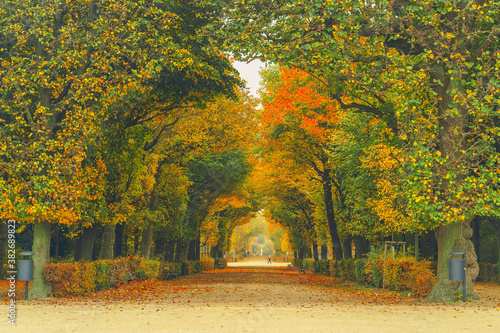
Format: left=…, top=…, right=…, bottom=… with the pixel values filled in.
left=267, top=255, right=272, bottom=264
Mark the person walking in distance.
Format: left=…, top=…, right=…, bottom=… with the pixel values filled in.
left=267, top=255, right=272, bottom=264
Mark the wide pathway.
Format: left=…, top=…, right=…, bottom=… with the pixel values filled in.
left=2, top=260, right=499, bottom=332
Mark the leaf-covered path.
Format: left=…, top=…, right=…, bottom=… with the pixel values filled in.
left=2, top=262, right=500, bottom=332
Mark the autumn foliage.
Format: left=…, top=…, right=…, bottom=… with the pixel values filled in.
left=294, top=255, right=435, bottom=298
left=43, top=257, right=217, bottom=297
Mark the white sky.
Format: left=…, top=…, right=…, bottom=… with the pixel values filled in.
left=233, top=60, right=265, bottom=98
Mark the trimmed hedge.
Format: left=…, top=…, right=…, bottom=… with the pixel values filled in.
left=43, top=261, right=96, bottom=297
left=201, top=258, right=215, bottom=271
left=44, top=257, right=208, bottom=297
left=292, top=255, right=436, bottom=298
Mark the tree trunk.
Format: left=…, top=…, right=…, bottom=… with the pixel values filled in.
left=354, top=235, right=366, bottom=259
left=312, top=243, right=319, bottom=261
left=0, top=221, right=7, bottom=280
left=425, top=220, right=479, bottom=302
left=114, top=223, right=124, bottom=257
left=53, top=224, right=59, bottom=258
left=30, top=221, right=52, bottom=299
left=175, top=240, right=188, bottom=262
left=472, top=218, right=480, bottom=263
left=99, top=224, right=116, bottom=259
left=79, top=226, right=97, bottom=261
left=491, top=218, right=500, bottom=264
left=415, top=233, right=419, bottom=261
left=320, top=244, right=328, bottom=260
left=165, top=240, right=176, bottom=262
left=298, top=248, right=304, bottom=260
left=139, top=192, right=160, bottom=259
left=322, top=168, right=342, bottom=260
left=343, top=237, right=352, bottom=259
left=139, top=223, right=154, bottom=259
left=423, top=71, right=479, bottom=302
left=497, top=227, right=500, bottom=265
left=187, top=239, right=197, bottom=261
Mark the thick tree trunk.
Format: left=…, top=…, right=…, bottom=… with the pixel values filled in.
left=491, top=218, right=500, bottom=265
left=472, top=218, right=480, bottom=263
left=322, top=168, right=342, bottom=260
left=114, top=223, right=124, bottom=257
left=139, top=192, right=160, bottom=259
left=312, top=243, right=319, bottom=261
left=53, top=224, right=59, bottom=258
left=0, top=221, right=8, bottom=280
left=354, top=235, right=366, bottom=259
left=165, top=240, right=176, bottom=262
left=30, top=221, right=52, bottom=299
left=343, top=237, right=352, bottom=259
left=497, top=228, right=500, bottom=265
left=139, top=223, right=154, bottom=259
left=425, top=220, right=479, bottom=302
left=414, top=233, right=419, bottom=261
left=99, top=224, right=116, bottom=259
left=320, top=244, right=328, bottom=260
left=175, top=240, right=188, bottom=262
left=187, top=239, right=197, bottom=261
left=298, top=248, right=304, bottom=260
left=78, top=226, right=97, bottom=261
left=423, top=72, right=479, bottom=302
left=153, top=236, right=167, bottom=260
left=306, top=246, right=312, bottom=258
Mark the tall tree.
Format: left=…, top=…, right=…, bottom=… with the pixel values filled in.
left=221, top=0, right=500, bottom=302
left=0, top=0, right=240, bottom=298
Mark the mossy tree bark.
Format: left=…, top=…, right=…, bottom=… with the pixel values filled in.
left=99, top=224, right=116, bottom=259
left=29, top=221, right=52, bottom=299
left=425, top=221, right=479, bottom=302
left=78, top=226, right=97, bottom=261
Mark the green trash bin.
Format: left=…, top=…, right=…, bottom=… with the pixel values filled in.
left=18, top=251, right=35, bottom=300
left=449, top=251, right=466, bottom=302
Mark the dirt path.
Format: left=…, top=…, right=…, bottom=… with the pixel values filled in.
left=2, top=261, right=499, bottom=332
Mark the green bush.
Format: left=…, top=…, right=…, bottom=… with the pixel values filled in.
left=187, top=261, right=203, bottom=274
left=340, top=259, right=356, bottom=281
left=93, top=260, right=111, bottom=290
left=354, top=259, right=367, bottom=283
left=201, top=258, right=215, bottom=271
left=329, top=260, right=340, bottom=277
left=302, top=259, right=315, bottom=271
left=160, top=262, right=182, bottom=279
left=317, top=259, right=330, bottom=275
left=135, top=260, right=161, bottom=280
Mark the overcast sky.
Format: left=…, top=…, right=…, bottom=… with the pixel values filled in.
left=233, top=60, right=265, bottom=98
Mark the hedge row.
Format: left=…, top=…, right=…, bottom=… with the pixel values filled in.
left=44, top=256, right=212, bottom=297
left=293, top=256, right=436, bottom=297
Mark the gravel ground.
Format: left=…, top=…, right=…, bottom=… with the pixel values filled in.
left=2, top=258, right=499, bottom=333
